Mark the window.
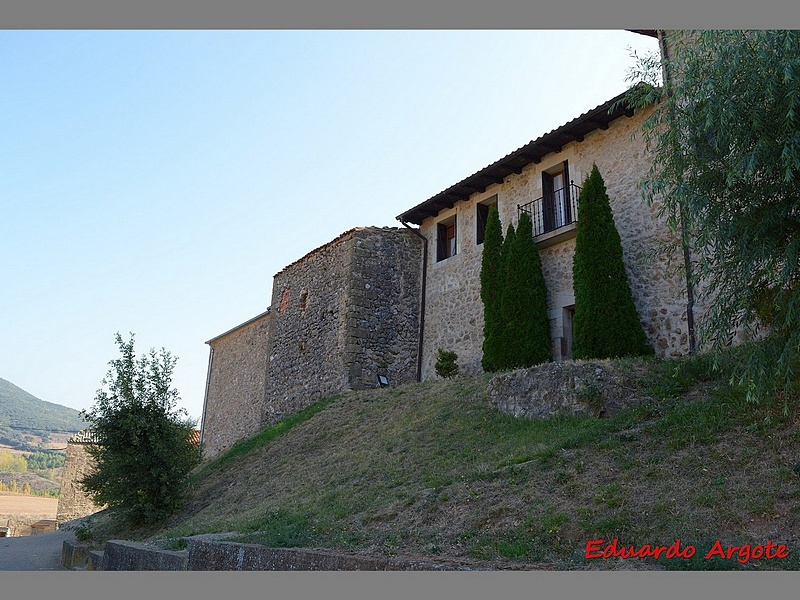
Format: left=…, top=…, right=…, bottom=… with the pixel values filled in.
left=436, top=216, right=457, bottom=261
left=476, top=195, right=498, bottom=245
left=542, top=160, right=572, bottom=232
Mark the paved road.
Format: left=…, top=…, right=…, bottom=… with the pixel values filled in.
left=0, top=529, right=75, bottom=570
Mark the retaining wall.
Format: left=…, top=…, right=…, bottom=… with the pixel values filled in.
left=64, top=539, right=477, bottom=571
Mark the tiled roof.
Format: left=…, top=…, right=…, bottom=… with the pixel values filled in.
left=396, top=88, right=637, bottom=226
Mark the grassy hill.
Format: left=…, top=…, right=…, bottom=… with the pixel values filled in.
left=85, top=351, right=800, bottom=570
left=0, top=378, right=86, bottom=451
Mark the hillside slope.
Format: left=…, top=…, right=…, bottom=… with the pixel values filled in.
left=97, top=355, right=800, bottom=570
left=0, top=378, right=86, bottom=450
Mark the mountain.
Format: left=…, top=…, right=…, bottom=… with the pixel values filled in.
left=0, top=378, right=86, bottom=451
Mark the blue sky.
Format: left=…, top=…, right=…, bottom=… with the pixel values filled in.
left=0, top=30, right=660, bottom=423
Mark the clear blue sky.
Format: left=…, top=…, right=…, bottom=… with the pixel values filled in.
left=0, top=30, right=660, bottom=423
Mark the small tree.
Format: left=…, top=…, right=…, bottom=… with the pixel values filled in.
left=572, top=164, right=652, bottom=359
left=480, top=206, right=505, bottom=372
left=502, top=211, right=552, bottom=368
left=435, top=349, right=459, bottom=378
left=80, top=333, right=199, bottom=526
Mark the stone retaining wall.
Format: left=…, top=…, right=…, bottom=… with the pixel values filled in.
left=488, top=359, right=651, bottom=420
left=64, top=539, right=478, bottom=571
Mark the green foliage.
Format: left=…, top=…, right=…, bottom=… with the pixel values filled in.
left=481, top=211, right=551, bottom=371
left=497, top=222, right=517, bottom=369
left=628, top=31, right=800, bottom=409
left=502, top=211, right=552, bottom=368
left=24, top=451, right=65, bottom=470
left=572, top=164, right=653, bottom=359
left=480, top=205, right=505, bottom=372
left=435, top=349, right=459, bottom=378
left=80, top=333, right=199, bottom=526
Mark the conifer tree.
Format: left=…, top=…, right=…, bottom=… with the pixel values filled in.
left=572, top=164, right=652, bottom=359
left=504, top=211, right=552, bottom=368
left=497, top=222, right=517, bottom=369
left=480, top=206, right=504, bottom=372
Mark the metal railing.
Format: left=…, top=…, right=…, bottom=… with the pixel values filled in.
left=517, top=181, right=581, bottom=237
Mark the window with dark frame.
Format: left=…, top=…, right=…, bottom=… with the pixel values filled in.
left=476, top=195, right=498, bottom=245
left=436, top=216, right=457, bottom=261
left=542, top=160, right=571, bottom=233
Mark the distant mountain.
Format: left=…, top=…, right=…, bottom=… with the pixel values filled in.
left=0, top=378, right=86, bottom=451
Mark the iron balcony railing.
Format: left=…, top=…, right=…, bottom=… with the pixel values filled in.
left=517, top=181, right=581, bottom=237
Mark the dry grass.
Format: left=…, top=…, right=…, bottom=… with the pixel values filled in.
left=90, top=353, right=800, bottom=570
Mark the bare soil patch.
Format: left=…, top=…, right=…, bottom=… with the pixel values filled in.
left=0, top=491, right=58, bottom=519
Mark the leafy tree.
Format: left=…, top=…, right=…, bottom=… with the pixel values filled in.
left=480, top=206, right=505, bottom=371
left=572, top=164, right=653, bottom=359
left=629, top=30, right=800, bottom=408
left=80, top=333, right=199, bottom=526
left=502, top=211, right=552, bottom=368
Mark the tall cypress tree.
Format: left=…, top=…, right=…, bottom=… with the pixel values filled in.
left=480, top=206, right=504, bottom=372
left=497, top=222, right=517, bottom=369
left=572, top=164, right=653, bottom=359
left=505, top=211, right=551, bottom=368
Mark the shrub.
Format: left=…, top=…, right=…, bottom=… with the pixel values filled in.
left=435, top=349, right=459, bottom=378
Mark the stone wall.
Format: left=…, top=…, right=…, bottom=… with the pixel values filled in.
left=201, top=311, right=271, bottom=459
left=263, top=227, right=423, bottom=425
left=419, top=106, right=695, bottom=379
left=343, top=228, right=423, bottom=390
left=56, top=435, right=101, bottom=524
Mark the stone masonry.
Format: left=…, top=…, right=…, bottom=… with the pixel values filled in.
left=416, top=104, right=696, bottom=380
left=201, top=310, right=271, bottom=459
left=56, top=431, right=102, bottom=524
left=263, top=227, right=423, bottom=425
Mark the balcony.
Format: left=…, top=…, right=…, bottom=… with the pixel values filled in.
left=517, top=181, right=581, bottom=248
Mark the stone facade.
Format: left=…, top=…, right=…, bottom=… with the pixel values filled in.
left=414, top=104, right=694, bottom=379
left=200, top=31, right=709, bottom=454
left=263, top=227, right=423, bottom=424
left=56, top=431, right=102, bottom=524
left=201, top=310, right=271, bottom=459
left=201, top=227, right=423, bottom=455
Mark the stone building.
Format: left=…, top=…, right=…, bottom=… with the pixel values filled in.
left=201, top=30, right=697, bottom=458
left=396, top=86, right=695, bottom=379
left=56, top=430, right=101, bottom=524
left=201, top=227, right=424, bottom=459
left=201, top=310, right=272, bottom=459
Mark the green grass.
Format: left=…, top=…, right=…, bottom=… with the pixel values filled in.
left=91, top=349, right=800, bottom=570
left=191, top=394, right=340, bottom=482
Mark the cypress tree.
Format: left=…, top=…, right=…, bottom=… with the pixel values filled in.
left=497, top=222, right=517, bottom=369
left=572, top=164, right=653, bottom=359
left=480, top=206, right=505, bottom=372
left=505, top=211, right=551, bottom=368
